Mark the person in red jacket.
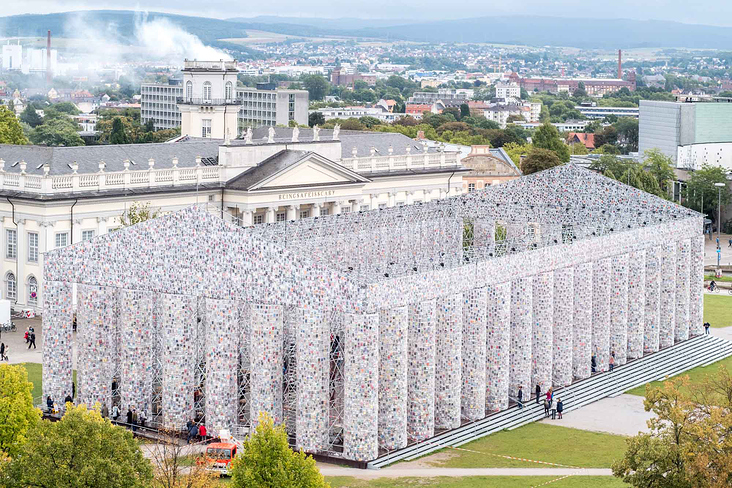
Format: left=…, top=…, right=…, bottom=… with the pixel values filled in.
left=198, top=424, right=207, bottom=440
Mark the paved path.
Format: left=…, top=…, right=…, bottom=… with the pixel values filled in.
left=318, top=465, right=612, bottom=478
left=2, top=316, right=46, bottom=365
left=704, top=233, right=732, bottom=267
left=539, top=394, right=652, bottom=436
left=710, top=325, right=732, bottom=342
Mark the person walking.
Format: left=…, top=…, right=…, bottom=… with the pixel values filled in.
left=535, top=384, right=541, bottom=404
left=101, top=404, right=109, bottom=419
left=543, top=398, right=550, bottom=417
left=186, top=420, right=195, bottom=443
left=0, top=342, right=5, bottom=361
left=112, top=404, right=120, bottom=421
left=23, top=329, right=29, bottom=344
left=131, top=407, right=138, bottom=432
left=517, top=385, right=523, bottom=410
left=705, top=322, right=711, bottom=334
left=139, top=408, right=147, bottom=429
left=609, top=351, right=616, bottom=372
left=546, top=387, right=553, bottom=409
left=557, top=398, right=564, bottom=419
left=126, top=407, right=133, bottom=427
left=591, top=352, right=597, bottom=373
left=188, top=421, right=198, bottom=443
left=728, top=238, right=732, bottom=248
left=28, top=331, right=36, bottom=349
left=46, top=396, right=53, bottom=413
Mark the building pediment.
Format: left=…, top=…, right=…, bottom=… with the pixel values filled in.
left=227, top=150, right=370, bottom=192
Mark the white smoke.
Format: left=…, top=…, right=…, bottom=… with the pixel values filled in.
left=133, top=15, right=232, bottom=62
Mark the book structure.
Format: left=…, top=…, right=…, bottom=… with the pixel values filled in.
left=42, top=164, right=704, bottom=462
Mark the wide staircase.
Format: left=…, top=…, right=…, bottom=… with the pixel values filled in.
left=368, top=334, right=732, bottom=469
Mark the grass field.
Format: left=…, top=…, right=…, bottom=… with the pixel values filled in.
left=16, top=362, right=76, bottom=404
left=326, top=476, right=626, bottom=487
left=625, top=353, right=732, bottom=398
left=704, top=294, right=732, bottom=328
left=417, top=423, right=627, bottom=469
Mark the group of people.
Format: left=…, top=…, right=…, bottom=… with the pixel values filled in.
left=516, top=385, right=564, bottom=419
left=186, top=419, right=208, bottom=443
left=123, top=406, right=147, bottom=431
left=24, top=327, right=36, bottom=349
left=591, top=351, right=616, bottom=373
left=45, top=390, right=75, bottom=415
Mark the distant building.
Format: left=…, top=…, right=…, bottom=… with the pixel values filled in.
left=141, top=79, right=183, bottom=131
left=639, top=99, right=732, bottom=162
left=179, top=60, right=240, bottom=139
left=511, top=72, right=635, bottom=96
left=495, top=82, right=520, bottom=100
left=576, top=104, right=639, bottom=120
left=566, top=132, right=596, bottom=150
left=330, top=68, right=377, bottom=86
left=405, top=103, right=436, bottom=117
left=238, top=83, right=309, bottom=129
left=460, top=146, right=521, bottom=192
left=2, top=43, right=22, bottom=70
left=408, top=89, right=473, bottom=104
left=313, top=105, right=407, bottom=124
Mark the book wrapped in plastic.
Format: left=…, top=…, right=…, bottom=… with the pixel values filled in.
left=378, top=306, right=408, bottom=450
left=161, top=293, right=196, bottom=430
left=205, top=298, right=239, bottom=435
left=675, top=239, right=691, bottom=342
left=610, top=254, right=629, bottom=365
left=532, top=273, right=554, bottom=393
left=627, top=251, right=646, bottom=360
left=689, top=236, right=705, bottom=337
left=592, top=259, right=611, bottom=372
left=296, top=307, right=328, bottom=452
left=486, top=283, right=511, bottom=412
left=407, top=300, right=436, bottom=442
left=644, top=246, right=662, bottom=353
left=42, top=281, right=73, bottom=411
left=510, top=277, right=533, bottom=399
left=119, top=289, right=153, bottom=414
left=573, top=263, right=593, bottom=380
left=435, top=294, right=462, bottom=429
left=461, top=288, right=486, bottom=421
left=660, top=241, right=678, bottom=348
left=552, top=268, right=574, bottom=387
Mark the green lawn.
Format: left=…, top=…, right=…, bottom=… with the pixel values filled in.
left=626, top=354, right=732, bottom=398
left=16, top=362, right=76, bottom=405
left=704, top=294, right=732, bottom=328
left=326, top=476, right=626, bottom=488
left=418, top=423, right=627, bottom=469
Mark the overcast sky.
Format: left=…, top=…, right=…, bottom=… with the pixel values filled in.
left=5, top=1, right=732, bottom=27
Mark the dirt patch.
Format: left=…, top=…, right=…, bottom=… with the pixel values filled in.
left=397, top=450, right=458, bottom=468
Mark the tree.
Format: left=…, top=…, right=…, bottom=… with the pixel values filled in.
left=0, top=107, right=28, bottom=145
left=442, top=107, right=461, bottom=121
left=459, top=103, right=470, bottom=119
left=110, top=117, right=130, bottom=145
left=685, top=164, right=732, bottom=217
left=503, top=142, right=533, bottom=165
left=0, top=365, right=40, bottom=457
left=302, top=75, right=329, bottom=101
left=119, top=202, right=160, bottom=227
left=532, top=122, right=570, bottom=162
left=2, top=405, right=154, bottom=488
left=520, top=148, right=562, bottom=175
left=643, top=149, right=676, bottom=195
left=29, top=117, right=85, bottom=147
left=613, top=369, right=732, bottom=488
left=20, top=105, right=43, bottom=128
left=52, top=102, right=80, bottom=115
left=230, top=412, right=328, bottom=488
left=358, top=116, right=382, bottom=128
left=149, top=429, right=219, bottom=488
left=143, top=119, right=155, bottom=132
left=308, top=112, right=325, bottom=127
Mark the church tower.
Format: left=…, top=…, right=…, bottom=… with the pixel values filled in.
left=179, top=59, right=239, bottom=139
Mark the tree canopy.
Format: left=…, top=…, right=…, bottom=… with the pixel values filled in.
left=532, top=122, right=570, bottom=162
left=29, top=117, right=85, bottom=147
left=302, top=75, right=329, bottom=101
left=230, top=412, right=328, bottom=488
left=0, top=107, right=28, bottom=145
left=119, top=202, right=160, bottom=228
left=520, top=147, right=562, bottom=175
left=20, top=105, right=43, bottom=128
left=0, top=365, right=40, bottom=457
left=2, top=404, right=153, bottom=488
left=684, top=164, right=731, bottom=218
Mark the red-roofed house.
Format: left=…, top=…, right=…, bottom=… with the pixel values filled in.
left=567, top=132, right=596, bottom=150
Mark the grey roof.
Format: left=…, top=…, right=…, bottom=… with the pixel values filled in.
left=248, top=128, right=441, bottom=159
left=489, top=147, right=521, bottom=175
left=227, top=150, right=313, bottom=191
left=0, top=140, right=221, bottom=176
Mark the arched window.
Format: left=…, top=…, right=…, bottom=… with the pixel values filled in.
left=28, top=276, right=38, bottom=307
left=202, top=82, right=212, bottom=102
left=5, top=272, right=16, bottom=301
left=186, top=81, right=193, bottom=101
left=225, top=81, right=233, bottom=101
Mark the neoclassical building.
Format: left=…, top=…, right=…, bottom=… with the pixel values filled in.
left=460, top=145, right=521, bottom=193
left=0, top=127, right=464, bottom=311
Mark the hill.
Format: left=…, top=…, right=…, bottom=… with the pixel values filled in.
left=228, top=15, right=411, bottom=30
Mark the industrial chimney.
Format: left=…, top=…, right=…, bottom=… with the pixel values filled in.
left=617, top=49, right=622, bottom=79
left=46, top=30, right=52, bottom=84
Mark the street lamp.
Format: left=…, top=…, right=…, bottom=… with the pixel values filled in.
left=715, top=182, right=725, bottom=255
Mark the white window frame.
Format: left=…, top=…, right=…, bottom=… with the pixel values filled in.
left=186, top=81, right=192, bottom=101
left=27, top=276, right=38, bottom=306
left=202, top=119, right=212, bottom=138
left=5, top=272, right=16, bottom=301
left=82, top=230, right=95, bottom=241
left=253, top=215, right=264, bottom=225
left=299, top=210, right=310, bottom=219
left=321, top=208, right=330, bottom=216
left=360, top=205, right=370, bottom=212
left=202, top=81, right=212, bottom=102
left=342, top=207, right=351, bottom=214
left=55, top=232, right=69, bottom=249
left=225, top=81, right=233, bottom=101
left=468, top=183, right=476, bottom=193
left=27, top=232, right=38, bottom=262
left=6, top=229, right=16, bottom=259
left=276, top=212, right=286, bottom=222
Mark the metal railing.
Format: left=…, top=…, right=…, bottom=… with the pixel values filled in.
left=176, top=97, right=241, bottom=105
left=339, top=151, right=461, bottom=173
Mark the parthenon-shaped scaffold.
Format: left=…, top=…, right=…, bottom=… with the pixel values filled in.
left=42, top=164, right=704, bottom=461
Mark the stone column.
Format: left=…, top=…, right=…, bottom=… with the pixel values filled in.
left=659, top=241, right=677, bottom=348
left=486, top=282, right=511, bottom=412
left=119, top=289, right=154, bottom=414
left=553, top=268, right=573, bottom=387
left=627, top=251, right=646, bottom=360
left=265, top=207, right=276, bottom=223
left=311, top=205, right=321, bottom=218
left=532, top=272, right=554, bottom=393
left=77, top=284, right=117, bottom=413
left=378, top=306, right=409, bottom=449
left=462, top=288, right=487, bottom=421
left=573, top=263, right=593, bottom=380
left=296, top=307, right=329, bottom=452
left=42, top=281, right=74, bottom=410
left=250, top=303, right=282, bottom=427
left=161, top=294, right=196, bottom=430
left=287, top=205, right=299, bottom=221
left=407, top=299, right=437, bottom=442
left=675, top=239, right=691, bottom=342
left=509, top=277, right=533, bottom=402
left=689, top=236, right=705, bottom=337
left=592, top=258, right=611, bottom=372
left=644, top=246, right=661, bottom=353
left=370, top=193, right=380, bottom=210
left=435, top=294, right=462, bottom=429
left=610, top=254, right=629, bottom=365
left=332, top=201, right=342, bottom=215
left=241, top=210, right=253, bottom=227
left=343, top=312, right=379, bottom=461
left=97, top=216, right=109, bottom=236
